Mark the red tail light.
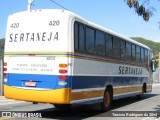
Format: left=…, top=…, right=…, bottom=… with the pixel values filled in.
left=59, top=69, right=67, bottom=74
left=58, top=75, right=68, bottom=80
left=3, top=68, right=7, bottom=71
left=3, top=73, right=7, bottom=77
left=3, top=62, right=7, bottom=77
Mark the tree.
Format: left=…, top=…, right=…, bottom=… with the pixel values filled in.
left=124, top=0, right=159, bottom=21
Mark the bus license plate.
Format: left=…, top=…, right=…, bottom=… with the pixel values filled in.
left=25, top=81, right=36, bottom=87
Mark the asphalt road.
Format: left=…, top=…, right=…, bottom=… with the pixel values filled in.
left=0, top=85, right=160, bottom=120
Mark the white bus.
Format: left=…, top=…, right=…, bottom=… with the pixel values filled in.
left=4, top=9, right=156, bottom=111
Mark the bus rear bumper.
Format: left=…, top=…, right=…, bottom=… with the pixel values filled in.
left=4, top=85, right=71, bottom=104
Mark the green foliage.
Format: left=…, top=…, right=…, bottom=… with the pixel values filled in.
left=131, top=37, right=160, bottom=59
left=0, top=38, right=5, bottom=58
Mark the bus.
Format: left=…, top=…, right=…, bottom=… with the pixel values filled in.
left=4, top=9, right=157, bottom=111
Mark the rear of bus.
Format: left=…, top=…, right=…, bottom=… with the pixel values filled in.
left=4, top=9, right=73, bottom=104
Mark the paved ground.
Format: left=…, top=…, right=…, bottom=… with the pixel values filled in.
left=0, top=96, right=26, bottom=106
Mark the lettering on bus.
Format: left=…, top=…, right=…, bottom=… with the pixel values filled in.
left=12, top=63, right=53, bottom=73
left=9, top=32, right=58, bottom=42
left=118, top=66, right=142, bottom=75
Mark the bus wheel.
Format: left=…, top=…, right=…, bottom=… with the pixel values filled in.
left=137, top=84, right=146, bottom=99
left=32, top=102, right=38, bottom=104
left=101, top=89, right=112, bottom=112
left=53, top=104, right=71, bottom=109
left=137, top=90, right=144, bottom=99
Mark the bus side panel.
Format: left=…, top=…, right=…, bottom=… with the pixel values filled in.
left=71, top=56, right=151, bottom=103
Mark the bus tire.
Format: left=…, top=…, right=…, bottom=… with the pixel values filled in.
left=100, top=88, right=112, bottom=112
left=53, top=104, right=71, bottom=109
left=32, top=102, right=38, bottom=104
left=137, top=84, right=146, bottom=99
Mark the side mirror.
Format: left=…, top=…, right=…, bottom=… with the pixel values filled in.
left=151, top=59, right=157, bottom=72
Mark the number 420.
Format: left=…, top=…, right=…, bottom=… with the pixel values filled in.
left=10, top=23, right=19, bottom=28
left=49, top=20, right=60, bottom=26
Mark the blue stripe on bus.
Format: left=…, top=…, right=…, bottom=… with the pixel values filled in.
left=4, top=73, right=72, bottom=89
left=4, top=73, right=149, bottom=90
left=72, top=76, right=149, bottom=90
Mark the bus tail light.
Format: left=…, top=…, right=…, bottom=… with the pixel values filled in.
left=59, top=69, right=67, bottom=74
left=58, top=75, right=68, bottom=80
left=59, top=64, right=68, bottom=68
left=3, top=62, right=7, bottom=77
left=59, top=63, right=68, bottom=80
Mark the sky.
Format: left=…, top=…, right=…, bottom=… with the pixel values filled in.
left=0, top=0, right=160, bottom=42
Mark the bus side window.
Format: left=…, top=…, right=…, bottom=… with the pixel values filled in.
left=106, top=34, right=113, bottom=56
left=112, top=37, right=120, bottom=58
left=141, top=48, right=145, bottom=63
left=136, top=46, right=141, bottom=63
left=126, top=42, right=132, bottom=60
left=149, top=50, right=153, bottom=67
left=145, top=49, right=148, bottom=65
left=74, top=22, right=79, bottom=50
left=120, top=40, right=126, bottom=59
left=95, top=30, right=105, bottom=56
left=79, top=24, right=85, bottom=52
left=74, top=22, right=85, bottom=52
left=132, top=44, right=136, bottom=61
left=86, top=27, right=95, bottom=54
